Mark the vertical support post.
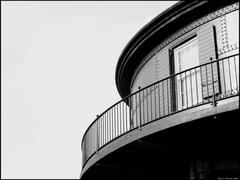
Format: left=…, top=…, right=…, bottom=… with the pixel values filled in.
left=210, top=57, right=217, bottom=106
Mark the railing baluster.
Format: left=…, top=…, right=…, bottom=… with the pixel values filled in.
left=98, top=118, right=101, bottom=148
left=119, top=104, right=121, bottom=136
left=99, top=118, right=101, bottom=147
left=108, top=112, right=110, bottom=142
left=205, top=65, right=209, bottom=101
left=121, top=102, right=124, bottom=134
left=105, top=113, right=107, bottom=143
left=167, top=79, right=170, bottom=114
left=154, top=84, right=157, bottom=119
left=190, top=70, right=193, bottom=106
left=125, top=100, right=127, bottom=132
left=107, top=111, right=111, bottom=141
left=162, top=82, right=165, bottom=116
left=119, top=104, right=121, bottom=135
left=143, top=89, right=146, bottom=124
left=105, top=114, right=107, bottom=144
left=106, top=112, right=109, bottom=141
left=109, top=110, right=111, bottom=140
left=101, top=118, right=103, bottom=146
left=123, top=102, right=125, bottom=133
left=121, top=103, right=123, bottom=134
left=222, top=59, right=226, bottom=95
left=112, top=108, right=115, bottom=139
left=138, top=86, right=142, bottom=129
left=146, top=88, right=149, bottom=123
left=157, top=82, right=161, bottom=117
left=96, top=119, right=99, bottom=153
left=102, top=118, right=103, bottom=146
left=150, top=87, right=153, bottom=121
left=109, top=109, right=114, bottom=140
left=173, top=75, right=177, bottom=112
left=108, top=111, right=111, bottom=141
left=114, top=108, right=116, bottom=139
left=101, top=116, right=104, bottom=147
left=118, top=104, right=120, bottom=136
left=200, top=66, right=204, bottom=104
left=113, top=108, right=115, bottom=139
left=113, top=108, right=116, bottom=139
left=122, top=102, right=124, bottom=134
left=180, top=72, right=183, bottom=109
left=110, top=111, right=112, bottom=140
left=129, top=96, right=132, bottom=130
left=115, top=104, right=117, bottom=137
left=101, top=117, right=103, bottom=146
left=104, top=113, right=108, bottom=143
left=134, top=94, right=138, bottom=128
left=119, top=103, right=122, bottom=135
left=112, top=109, right=114, bottom=139
left=228, top=57, right=233, bottom=94
left=118, top=104, right=120, bottom=135
left=233, top=56, right=238, bottom=91
left=195, top=68, right=199, bottom=104
left=185, top=71, right=188, bottom=108
left=101, top=118, right=103, bottom=147
left=103, top=115, right=105, bottom=145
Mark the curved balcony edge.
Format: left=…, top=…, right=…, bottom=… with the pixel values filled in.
left=80, top=96, right=239, bottom=178
left=81, top=54, right=239, bottom=177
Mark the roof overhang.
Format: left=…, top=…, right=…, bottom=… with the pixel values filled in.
left=115, top=1, right=236, bottom=99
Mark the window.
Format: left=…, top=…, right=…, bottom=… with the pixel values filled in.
left=174, top=37, right=202, bottom=109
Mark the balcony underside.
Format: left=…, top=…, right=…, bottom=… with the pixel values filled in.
left=81, top=106, right=239, bottom=180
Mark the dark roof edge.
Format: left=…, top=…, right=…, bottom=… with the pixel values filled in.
left=115, top=1, right=200, bottom=98
left=115, top=1, right=237, bottom=99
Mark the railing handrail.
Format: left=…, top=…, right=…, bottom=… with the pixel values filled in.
left=129, top=53, right=239, bottom=97
left=81, top=53, right=239, bottom=162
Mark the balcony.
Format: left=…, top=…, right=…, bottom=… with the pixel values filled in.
left=81, top=54, right=239, bottom=177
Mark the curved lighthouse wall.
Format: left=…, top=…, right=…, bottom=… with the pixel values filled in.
left=129, top=2, right=239, bottom=128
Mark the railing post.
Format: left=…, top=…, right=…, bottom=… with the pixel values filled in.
left=210, top=57, right=217, bottom=107
left=138, top=86, right=142, bottom=131
left=96, top=115, right=99, bottom=154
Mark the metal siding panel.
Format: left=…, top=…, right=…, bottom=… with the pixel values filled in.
left=197, top=24, right=220, bottom=98
left=156, top=47, right=170, bottom=81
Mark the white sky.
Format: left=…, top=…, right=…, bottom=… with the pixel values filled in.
left=1, top=1, right=177, bottom=179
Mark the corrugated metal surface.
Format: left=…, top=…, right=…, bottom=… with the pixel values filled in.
left=197, top=24, right=220, bottom=98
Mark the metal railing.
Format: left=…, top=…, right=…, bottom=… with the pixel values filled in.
left=81, top=54, right=239, bottom=168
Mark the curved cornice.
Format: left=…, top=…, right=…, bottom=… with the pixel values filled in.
left=115, top=0, right=237, bottom=99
